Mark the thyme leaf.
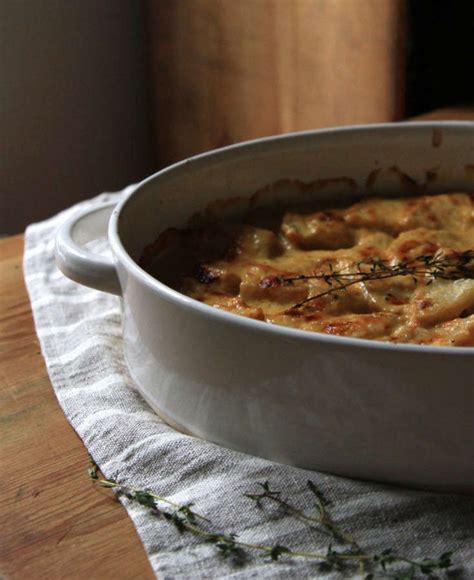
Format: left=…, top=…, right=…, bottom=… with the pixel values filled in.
left=269, top=544, right=291, bottom=561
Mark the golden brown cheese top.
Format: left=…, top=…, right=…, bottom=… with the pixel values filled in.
left=142, top=192, right=474, bottom=346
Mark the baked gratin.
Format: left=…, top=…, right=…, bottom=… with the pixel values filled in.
left=141, top=192, right=474, bottom=346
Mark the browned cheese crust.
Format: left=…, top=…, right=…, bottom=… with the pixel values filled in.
left=141, top=192, right=474, bottom=346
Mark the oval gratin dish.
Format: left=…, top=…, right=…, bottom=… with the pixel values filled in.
left=56, top=122, right=474, bottom=493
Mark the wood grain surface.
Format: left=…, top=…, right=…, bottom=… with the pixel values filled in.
left=0, top=108, right=473, bottom=579
left=0, top=235, right=153, bottom=580
left=147, top=0, right=406, bottom=167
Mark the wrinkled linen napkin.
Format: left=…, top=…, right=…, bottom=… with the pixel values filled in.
left=24, top=190, right=474, bottom=579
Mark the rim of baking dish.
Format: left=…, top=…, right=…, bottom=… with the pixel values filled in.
left=110, top=122, right=474, bottom=356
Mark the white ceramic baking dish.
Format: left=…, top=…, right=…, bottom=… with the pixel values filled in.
left=56, top=123, right=474, bottom=493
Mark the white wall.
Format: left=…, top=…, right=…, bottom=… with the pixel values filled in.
left=1, top=1, right=155, bottom=233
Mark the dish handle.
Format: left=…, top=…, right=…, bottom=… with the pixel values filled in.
left=55, top=201, right=122, bottom=295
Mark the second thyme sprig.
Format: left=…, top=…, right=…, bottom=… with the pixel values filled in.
left=245, top=480, right=356, bottom=547
left=266, top=250, right=474, bottom=309
left=88, top=460, right=455, bottom=578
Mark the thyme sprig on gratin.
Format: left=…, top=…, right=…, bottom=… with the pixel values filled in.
left=89, top=459, right=455, bottom=578
left=271, top=250, right=474, bottom=310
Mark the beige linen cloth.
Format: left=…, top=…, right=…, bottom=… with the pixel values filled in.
left=24, top=190, right=473, bottom=579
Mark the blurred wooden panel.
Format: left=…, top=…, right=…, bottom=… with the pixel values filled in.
left=147, top=0, right=406, bottom=167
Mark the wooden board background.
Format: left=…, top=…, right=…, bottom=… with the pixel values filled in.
left=147, top=0, right=406, bottom=167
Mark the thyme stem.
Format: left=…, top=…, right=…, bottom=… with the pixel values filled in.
left=97, top=478, right=211, bottom=524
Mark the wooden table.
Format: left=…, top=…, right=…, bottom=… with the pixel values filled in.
left=1, top=109, right=473, bottom=579
left=0, top=239, right=154, bottom=579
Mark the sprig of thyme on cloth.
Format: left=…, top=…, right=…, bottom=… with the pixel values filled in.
left=270, top=250, right=474, bottom=309
left=89, top=460, right=455, bottom=579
